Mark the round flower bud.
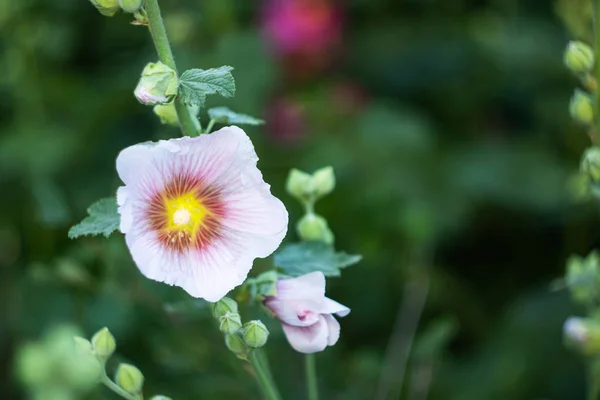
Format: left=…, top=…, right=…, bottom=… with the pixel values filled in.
left=242, top=320, right=270, bottom=349
left=581, top=147, right=600, bottom=182
left=118, top=0, right=142, bottom=13
left=286, top=168, right=314, bottom=201
left=564, top=317, right=600, bottom=356
left=219, top=312, right=243, bottom=334
left=225, top=333, right=248, bottom=356
left=296, top=213, right=334, bottom=244
left=150, top=396, right=173, bottom=400
left=570, top=89, right=594, bottom=125
left=89, top=0, right=120, bottom=17
left=212, top=297, right=238, bottom=319
left=91, top=327, right=116, bottom=360
left=134, top=62, right=178, bottom=106
left=153, top=104, right=179, bottom=126
left=312, top=166, right=335, bottom=199
left=115, top=363, right=144, bottom=394
left=564, top=41, right=595, bottom=74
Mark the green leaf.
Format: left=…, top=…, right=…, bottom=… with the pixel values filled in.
left=68, top=197, right=120, bottom=239
left=208, top=107, right=264, bottom=126
left=178, top=66, right=236, bottom=107
left=274, top=241, right=361, bottom=277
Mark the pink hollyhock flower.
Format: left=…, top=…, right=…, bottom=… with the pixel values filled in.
left=116, top=126, right=288, bottom=301
left=265, top=271, right=350, bottom=353
left=261, top=0, right=342, bottom=56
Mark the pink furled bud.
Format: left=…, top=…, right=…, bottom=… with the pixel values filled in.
left=264, top=271, right=349, bottom=353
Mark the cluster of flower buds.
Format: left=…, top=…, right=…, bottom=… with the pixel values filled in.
left=73, top=327, right=172, bottom=400
left=212, top=297, right=270, bottom=360
left=286, top=166, right=336, bottom=244
left=16, top=325, right=101, bottom=400
left=564, top=41, right=596, bottom=125
left=89, top=0, right=143, bottom=17
left=562, top=40, right=600, bottom=201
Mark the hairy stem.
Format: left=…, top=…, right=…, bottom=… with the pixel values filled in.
left=144, top=0, right=199, bottom=136
left=249, top=350, right=281, bottom=400
left=305, top=353, right=319, bottom=400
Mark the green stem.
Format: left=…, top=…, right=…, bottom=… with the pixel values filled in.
left=144, top=0, right=199, bottom=137
left=249, top=350, right=281, bottom=400
left=101, top=374, right=140, bottom=400
left=305, top=353, right=318, bottom=400
left=595, top=0, right=600, bottom=142
left=205, top=118, right=216, bottom=134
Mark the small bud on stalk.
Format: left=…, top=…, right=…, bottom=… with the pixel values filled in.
left=119, top=0, right=142, bottom=13
left=242, top=320, right=270, bottom=349
left=225, top=333, right=248, bottom=358
left=296, top=213, right=334, bottom=244
left=134, top=62, right=178, bottom=106
left=91, top=327, right=116, bottom=360
left=219, top=312, right=243, bottom=334
left=570, top=89, right=594, bottom=125
left=312, top=166, right=335, bottom=198
left=153, top=104, right=179, bottom=126
left=581, top=147, right=600, bottom=182
left=286, top=169, right=314, bottom=202
left=212, top=297, right=238, bottom=318
left=89, top=0, right=120, bottom=17
left=564, top=41, right=595, bottom=74
left=115, top=363, right=144, bottom=394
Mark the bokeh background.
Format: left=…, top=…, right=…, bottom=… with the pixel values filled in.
left=0, top=0, right=596, bottom=398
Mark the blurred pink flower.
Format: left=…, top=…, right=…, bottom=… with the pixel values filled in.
left=265, top=272, right=350, bottom=353
left=260, top=0, right=342, bottom=75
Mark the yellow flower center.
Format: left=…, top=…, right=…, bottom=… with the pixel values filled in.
left=165, top=192, right=209, bottom=234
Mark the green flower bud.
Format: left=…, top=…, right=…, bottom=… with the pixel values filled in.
left=153, top=103, right=179, bottom=126
left=225, top=333, right=248, bottom=356
left=312, top=166, right=335, bottom=198
left=296, top=213, right=334, bottom=244
left=16, top=343, right=52, bottom=386
left=581, top=147, right=600, bottom=182
left=118, top=0, right=142, bottom=13
left=212, top=297, right=238, bottom=318
left=150, top=396, right=173, bottom=400
left=286, top=169, right=314, bottom=201
left=73, top=337, right=93, bottom=355
left=242, top=320, right=269, bottom=349
left=564, top=317, right=600, bottom=356
left=91, top=327, right=116, bottom=360
left=89, top=0, right=120, bottom=17
left=219, top=312, right=243, bottom=334
left=570, top=89, right=594, bottom=125
left=134, top=62, right=178, bottom=106
left=115, top=363, right=144, bottom=394
left=564, top=41, right=595, bottom=74
left=566, top=251, right=600, bottom=304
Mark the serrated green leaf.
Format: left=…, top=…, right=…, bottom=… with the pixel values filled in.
left=208, top=107, right=264, bottom=126
left=68, top=197, right=120, bottom=239
left=274, top=241, right=361, bottom=277
left=178, top=66, right=236, bottom=107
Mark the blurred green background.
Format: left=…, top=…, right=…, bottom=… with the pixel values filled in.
left=0, top=0, right=595, bottom=398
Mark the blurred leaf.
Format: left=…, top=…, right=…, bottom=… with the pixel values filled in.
left=413, top=316, right=459, bottom=359
left=68, top=197, right=119, bottom=239
left=274, top=241, right=362, bottom=277
left=207, top=106, right=264, bottom=125
left=178, top=66, right=236, bottom=107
